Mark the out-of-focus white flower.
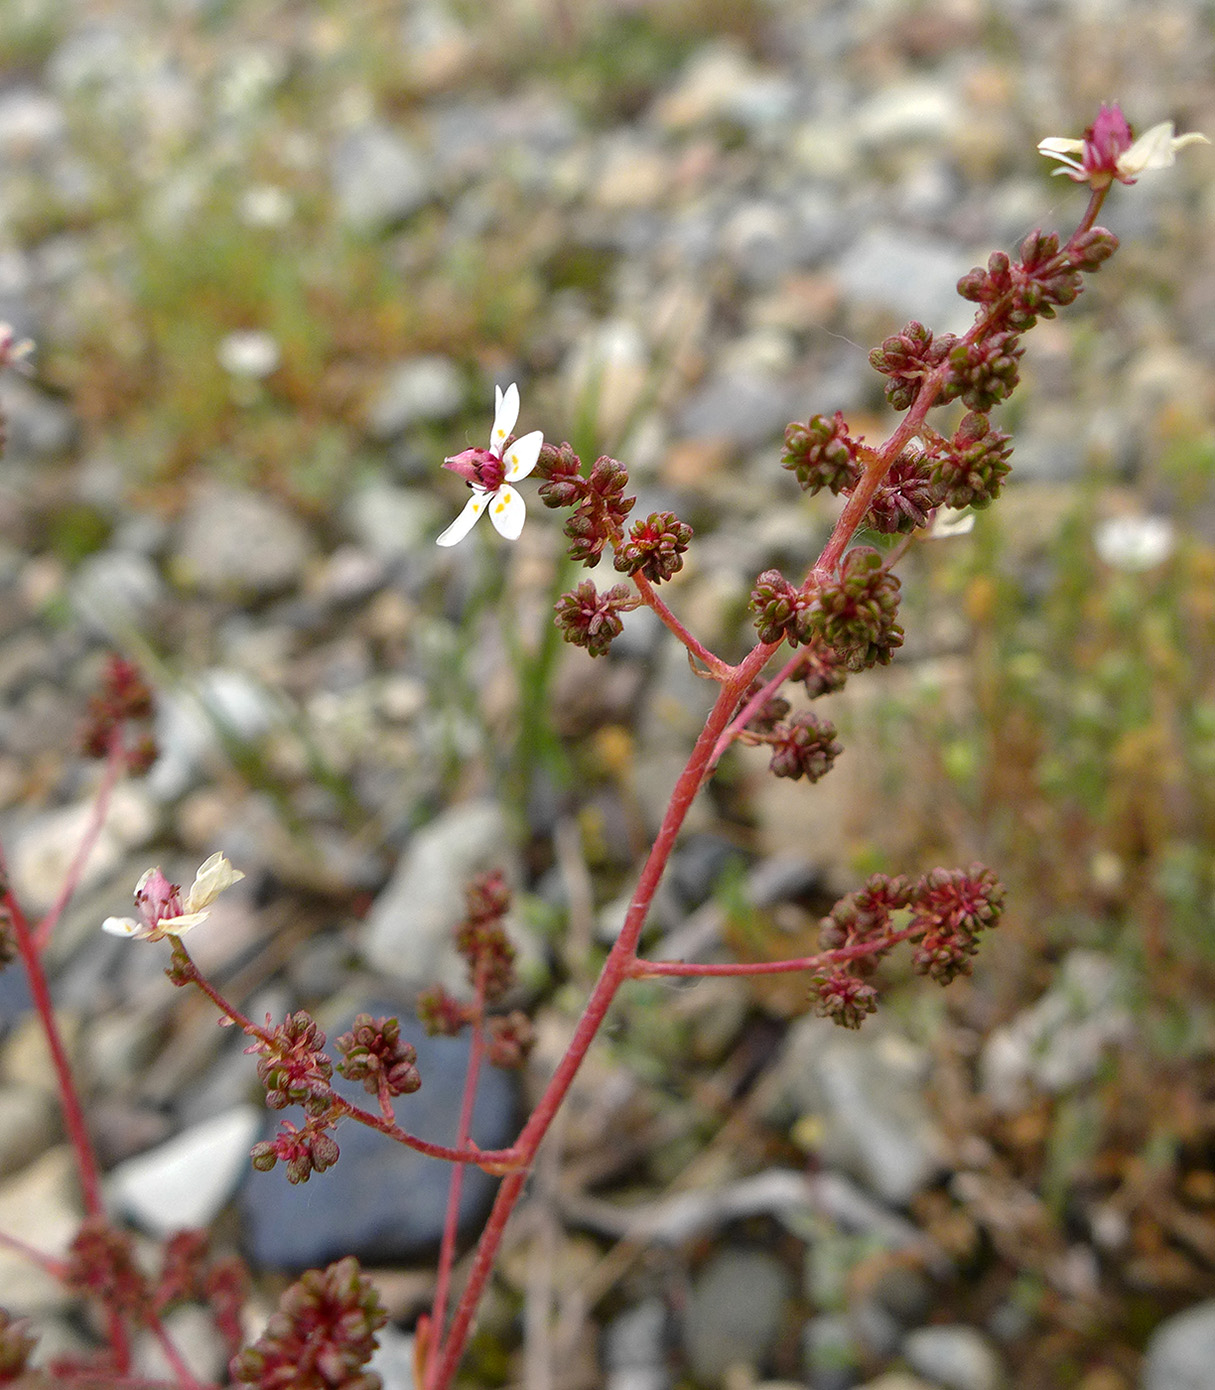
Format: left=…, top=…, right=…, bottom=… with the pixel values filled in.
left=102, top=852, right=245, bottom=942
left=436, top=383, right=543, bottom=546
left=217, top=329, right=280, bottom=379
left=1039, top=103, right=1208, bottom=189
left=1093, top=514, right=1175, bottom=571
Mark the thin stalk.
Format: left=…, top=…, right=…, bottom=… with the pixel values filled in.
left=629, top=922, right=920, bottom=978
left=426, top=977, right=489, bottom=1388
left=35, top=731, right=126, bottom=952
left=3, top=885, right=131, bottom=1371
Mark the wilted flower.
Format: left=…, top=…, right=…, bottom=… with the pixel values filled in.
left=102, top=852, right=245, bottom=941
left=437, top=383, right=543, bottom=545
left=1039, top=104, right=1208, bottom=188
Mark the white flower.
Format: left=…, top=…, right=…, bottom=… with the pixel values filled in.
left=102, top=852, right=245, bottom=941
left=436, top=383, right=543, bottom=546
left=1038, top=105, right=1208, bottom=188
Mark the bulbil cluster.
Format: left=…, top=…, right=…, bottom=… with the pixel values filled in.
left=80, top=655, right=157, bottom=771
left=417, top=871, right=536, bottom=1069
left=812, top=866, right=1006, bottom=1027
left=230, top=1256, right=388, bottom=1390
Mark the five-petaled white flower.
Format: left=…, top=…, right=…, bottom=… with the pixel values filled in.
left=102, top=852, right=245, bottom=941
left=436, top=383, right=543, bottom=546
left=1038, top=103, right=1208, bottom=189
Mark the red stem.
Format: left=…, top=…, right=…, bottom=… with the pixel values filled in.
left=426, top=979, right=488, bottom=1389
left=3, top=885, right=132, bottom=1370
left=631, top=571, right=731, bottom=677
left=429, top=664, right=771, bottom=1383
left=35, top=730, right=126, bottom=952
left=629, top=923, right=921, bottom=977
left=173, top=943, right=517, bottom=1168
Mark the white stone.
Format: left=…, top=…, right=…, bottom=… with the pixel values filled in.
left=106, top=1104, right=263, bottom=1236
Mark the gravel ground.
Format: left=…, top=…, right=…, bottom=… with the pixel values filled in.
left=0, top=1, right=1213, bottom=1387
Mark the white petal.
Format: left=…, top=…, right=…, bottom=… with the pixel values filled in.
left=1120, top=122, right=1179, bottom=174
left=487, top=485, right=526, bottom=540
left=503, top=430, right=543, bottom=481
left=184, top=852, right=245, bottom=913
left=1037, top=137, right=1085, bottom=157
left=103, top=916, right=147, bottom=939
left=436, top=491, right=489, bottom=546
left=490, top=383, right=520, bottom=455
left=157, top=911, right=210, bottom=935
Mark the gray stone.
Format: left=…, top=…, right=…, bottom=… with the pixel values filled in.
left=853, top=82, right=961, bottom=150
left=69, top=549, right=165, bottom=638
left=903, top=1326, right=1002, bottom=1390
left=768, top=1019, right=946, bottom=1206
left=107, top=1104, right=263, bottom=1236
left=682, top=1247, right=792, bottom=1383
left=133, top=1304, right=229, bottom=1385
left=836, top=228, right=976, bottom=335
left=361, top=800, right=519, bottom=994
left=333, top=123, right=432, bottom=232
left=0, top=377, right=75, bottom=461
left=239, top=1014, right=517, bottom=1268
left=980, top=951, right=1132, bottom=1111
left=366, top=354, right=465, bottom=439
left=604, top=1298, right=670, bottom=1371
left=676, top=369, right=795, bottom=450
left=1142, top=1302, right=1215, bottom=1390
left=368, top=1323, right=418, bottom=1390
left=342, top=482, right=439, bottom=561
left=172, top=485, right=314, bottom=598
left=148, top=668, right=284, bottom=799
left=802, top=1312, right=861, bottom=1389
left=0, top=87, right=66, bottom=160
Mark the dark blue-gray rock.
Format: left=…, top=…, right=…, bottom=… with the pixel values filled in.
left=682, top=1247, right=793, bottom=1383
left=238, top=1021, right=518, bottom=1269
left=1142, top=1302, right=1215, bottom=1390
left=902, top=1325, right=1002, bottom=1390
left=332, top=124, right=432, bottom=232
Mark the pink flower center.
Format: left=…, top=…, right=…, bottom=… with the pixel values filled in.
left=135, top=868, right=183, bottom=930
left=1082, top=104, right=1133, bottom=177
left=443, top=447, right=506, bottom=493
